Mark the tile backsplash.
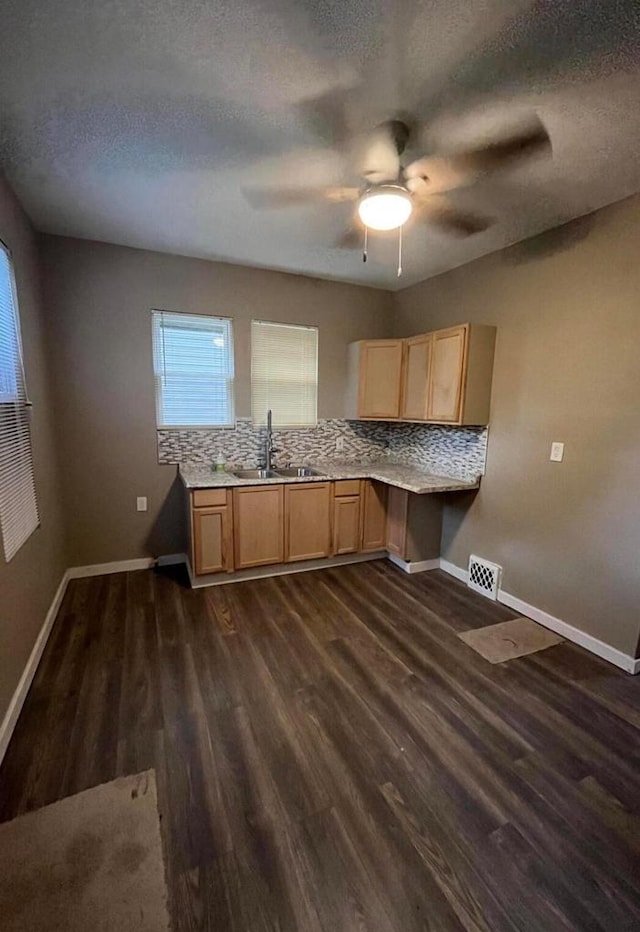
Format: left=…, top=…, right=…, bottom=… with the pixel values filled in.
left=158, top=418, right=487, bottom=482
left=387, top=422, right=488, bottom=481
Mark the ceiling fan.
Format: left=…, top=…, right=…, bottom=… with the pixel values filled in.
left=244, top=114, right=551, bottom=254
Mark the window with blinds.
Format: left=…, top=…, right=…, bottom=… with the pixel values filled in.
left=251, top=321, right=318, bottom=428
left=0, top=242, right=39, bottom=562
left=152, top=311, right=234, bottom=427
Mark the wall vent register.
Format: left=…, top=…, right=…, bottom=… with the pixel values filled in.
left=467, top=554, right=502, bottom=600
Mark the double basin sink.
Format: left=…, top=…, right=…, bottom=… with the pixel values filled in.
left=232, top=466, right=322, bottom=480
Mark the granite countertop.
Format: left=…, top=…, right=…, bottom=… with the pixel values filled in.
left=179, top=459, right=480, bottom=495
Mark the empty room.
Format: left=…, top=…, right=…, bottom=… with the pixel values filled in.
left=0, top=1, right=639, bottom=929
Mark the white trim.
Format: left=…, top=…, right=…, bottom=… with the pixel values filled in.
left=0, top=569, right=70, bottom=766
left=67, top=558, right=155, bottom=579
left=387, top=553, right=440, bottom=574
left=439, top=559, right=469, bottom=584
left=155, top=552, right=187, bottom=567
left=438, top=559, right=639, bottom=675
left=187, top=550, right=386, bottom=588
left=498, top=589, right=639, bottom=675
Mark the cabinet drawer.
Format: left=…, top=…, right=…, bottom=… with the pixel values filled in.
left=333, top=479, right=361, bottom=497
left=193, top=488, right=228, bottom=508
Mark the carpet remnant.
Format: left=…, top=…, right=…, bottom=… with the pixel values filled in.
left=0, top=769, right=170, bottom=931
left=459, top=617, right=563, bottom=663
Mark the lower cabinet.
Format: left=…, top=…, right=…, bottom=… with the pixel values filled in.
left=332, top=480, right=363, bottom=555
left=190, top=489, right=233, bottom=575
left=233, top=484, right=284, bottom=569
left=361, top=479, right=388, bottom=552
left=332, top=494, right=361, bottom=555
left=385, top=486, right=409, bottom=558
left=188, top=477, right=444, bottom=579
left=387, top=490, right=443, bottom=564
left=285, top=482, right=332, bottom=562
left=192, top=500, right=234, bottom=574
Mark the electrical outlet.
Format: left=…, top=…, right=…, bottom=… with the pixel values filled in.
left=336, top=436, right=345, bottom=452
left=136, top=496, right=148, bottom=512
left=550, top=442, right=564, bottom=463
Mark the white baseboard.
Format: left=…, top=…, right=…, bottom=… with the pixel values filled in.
left=67, top=557, right=156, bottom=579
left=387, top=553, right=441, bottom=574
left=439, top=559, right=469, bottom=583
left=155, top=552, right=187, bottom=567
left=0, top=569, right=70, bottom=767
left=438, top=559, right=639, bottom=675
left=497, top=589, right=640, bottom=675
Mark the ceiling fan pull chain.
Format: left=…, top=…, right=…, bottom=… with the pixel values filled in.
left=363, top=225, right=368, bottom=263
left=397, top=225, right=403, bottom=277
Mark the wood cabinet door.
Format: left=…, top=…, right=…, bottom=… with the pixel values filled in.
left=332, top=494, right=361, bottom=555
left=427, top=325, right=467, bottom=422
left=360, top=480, right=387, bottom=552
left=385, top=487, right=408, bottom=558
left=285, top=483, right=331, bottom=563
left=193, top=504, right=233, bottom=575
left=358, top=340, right=404, bottom=418
left=401, top=334, right=432, bottom=420
left=233, top=485, right=284, bottom=569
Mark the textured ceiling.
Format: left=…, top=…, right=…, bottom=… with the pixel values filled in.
left=1, top=0, right=640, bottom=289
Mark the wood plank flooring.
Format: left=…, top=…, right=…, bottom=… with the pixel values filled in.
left=1, top=560, right=640, bottom=931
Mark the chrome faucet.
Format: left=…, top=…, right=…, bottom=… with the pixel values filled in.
left=261, top=408, right=279, bottom=471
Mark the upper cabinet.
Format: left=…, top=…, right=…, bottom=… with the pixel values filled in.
left=401, top=333, right=433, bottom=420
left=428, top=325, right=467, bottom=422
left=347, top=323, right=496, bottom=426
left=353, top=339, right=404, bottom=419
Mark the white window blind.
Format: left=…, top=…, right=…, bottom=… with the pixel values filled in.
left=0, top=243, right=39, bottom=562
left=251, top=321, right=318, bottom=427
left=152, top=311, right=234, bottom=427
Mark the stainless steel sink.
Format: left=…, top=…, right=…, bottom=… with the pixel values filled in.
left=274, top=466, right=322, bottom=478
left=232, top=468, right=280, bottom=480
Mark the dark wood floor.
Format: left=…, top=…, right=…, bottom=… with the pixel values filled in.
left=1, top=561, right=640, bottom=930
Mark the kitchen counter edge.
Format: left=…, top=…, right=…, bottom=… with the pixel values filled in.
left=178, top=461, right=480, bottom=496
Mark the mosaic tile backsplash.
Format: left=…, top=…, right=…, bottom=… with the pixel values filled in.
left=387, top=423, right=487, bottom=481
left=158, top=419, right=487, bottom=482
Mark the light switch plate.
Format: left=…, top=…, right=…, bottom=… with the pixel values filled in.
left=550, top=442, right=564, bottom=462
left=136, top=496, right=148, bottom=512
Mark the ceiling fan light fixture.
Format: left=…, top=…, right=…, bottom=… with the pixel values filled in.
left=358, top=185, right=413, bottom=231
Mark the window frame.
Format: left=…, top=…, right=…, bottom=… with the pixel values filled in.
left=250, top=319, right=319, bottom=430
left=152, top=309, right=235, bottom=430
left=0, top=239, right=40, bottom=562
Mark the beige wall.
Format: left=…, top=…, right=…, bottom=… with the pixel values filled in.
left=393, top=195, right=640, bottom=657
left=0, top=178, right=67, bottom=723
left=40, top=236, right=393, bottom=566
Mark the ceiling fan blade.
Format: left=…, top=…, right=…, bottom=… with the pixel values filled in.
left=406, top=116, right=551, bottom=194
left=334, top=226, right=363, bottom=250
left=297, top=88, right=351, bottom=147
left=358, top=120, right=408, bottom=185
left=244, top=186, right=360, bottom=209
left=450, top=117, right=551, bottom=174
left=417, top=199, right=492, bottom=236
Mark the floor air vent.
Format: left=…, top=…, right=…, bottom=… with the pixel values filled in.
left=467, top=555, right=502, bottom=600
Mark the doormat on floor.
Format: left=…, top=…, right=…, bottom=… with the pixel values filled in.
left=0, top=769, right=170, bottom=932
left=459, top=617, right=563, bottom=663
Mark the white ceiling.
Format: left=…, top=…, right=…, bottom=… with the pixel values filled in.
left=1, top=0, right=640, bottom=290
